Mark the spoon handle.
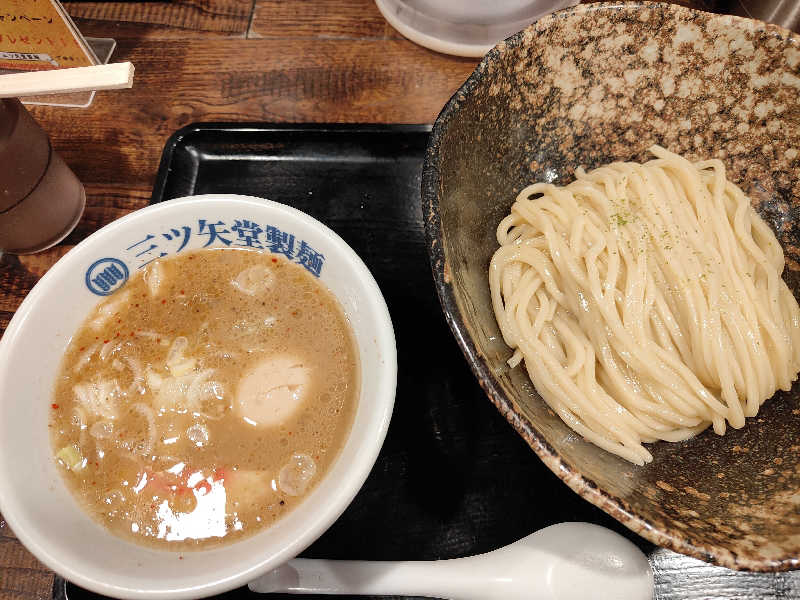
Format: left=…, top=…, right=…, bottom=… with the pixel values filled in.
left=248, top=557, right=473, bottom=598
left=247, top=523, right=653, bottom=600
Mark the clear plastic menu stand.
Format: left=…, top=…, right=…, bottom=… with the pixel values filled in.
left=20, top=37, right=117, bottom=108
left=0, top=0, right=116, bottom=108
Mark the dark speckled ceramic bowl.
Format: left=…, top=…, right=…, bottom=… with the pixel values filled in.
left=422, top=1, right=800, bottom=572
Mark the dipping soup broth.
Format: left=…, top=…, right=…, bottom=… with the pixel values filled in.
left=49, top=248, right=359, bottom=550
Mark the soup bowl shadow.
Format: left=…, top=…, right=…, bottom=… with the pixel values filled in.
left=0, top=195, right=397, bottom=598
left=422, top=2, right=800, bottom=572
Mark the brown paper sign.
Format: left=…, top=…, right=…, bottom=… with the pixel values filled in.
left=0, top=0, right=97, bottom=72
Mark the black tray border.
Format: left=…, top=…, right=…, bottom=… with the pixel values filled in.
left=151, top=123, right=433, bottom=205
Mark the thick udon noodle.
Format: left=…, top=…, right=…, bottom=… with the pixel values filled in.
left=489, top=145, right=800, bottom=465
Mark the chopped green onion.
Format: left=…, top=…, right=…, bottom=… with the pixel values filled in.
left=56, top=444, right=85, bottom=472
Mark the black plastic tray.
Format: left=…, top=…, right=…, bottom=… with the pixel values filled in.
left=56, top=124, right=800, bottom=600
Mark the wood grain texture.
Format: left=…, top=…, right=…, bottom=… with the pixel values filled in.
left=249, top=0, right=401, bottom=40
left=0, top=516, right=54, bottom=600
left=4, top=22, right=476, bottom=340
left=30, top=37, right=475, bottom=191
left=64, top=0, right=254, bottom=38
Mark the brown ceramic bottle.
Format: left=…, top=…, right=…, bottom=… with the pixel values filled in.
left=0, top=99, right=85, bottom=254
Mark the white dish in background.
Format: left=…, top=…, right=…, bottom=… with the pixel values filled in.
left=0, top=195, right=397, bottom=599
left=375, top=0, right=578, bottom=57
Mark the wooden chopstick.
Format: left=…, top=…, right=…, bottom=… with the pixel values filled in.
left=0, top=62, right=134, bottom=98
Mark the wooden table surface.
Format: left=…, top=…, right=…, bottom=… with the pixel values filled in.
left=3, top=1, right=795, bottom=599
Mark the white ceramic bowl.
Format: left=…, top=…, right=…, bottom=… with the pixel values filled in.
left=0, top=195, right=397, bottom=599
left=374, top=0, right=578, bottom=57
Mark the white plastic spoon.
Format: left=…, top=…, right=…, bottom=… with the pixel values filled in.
left=249, top=522, right=653, bottom=600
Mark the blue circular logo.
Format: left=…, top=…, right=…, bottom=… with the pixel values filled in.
left=85, top=258, right=130, bottom=296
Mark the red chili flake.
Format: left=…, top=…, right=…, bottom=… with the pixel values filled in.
left=161, top=299, right=167, bottom=304
left=288, top=431, right=292, bottom=436
left=117, top=319, right=122, bottom=323
left=135, top=303, right=140, bottom=308
left=95, top=336, right=99, bottom=340
left=130, top=332, right=135, bottom=337
left=95, top=462, right=99, bottom=466
left=51, top=403, right=59, bottom=409
left=115, top=332, right=120, bottom=337
left=156, top=338, right=161, bottom=343
left=78, top=346, right=86, bottom=352
left=91, top=481, right=96, bottom=485
left=180, top=290, right=185, bottom=295
left=103, top=340, right=110, bottom=344
left=271, top=258, right=278, bottom=263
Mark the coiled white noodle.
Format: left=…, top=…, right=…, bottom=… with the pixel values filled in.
left=489, top=145, right=800, bottom=465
